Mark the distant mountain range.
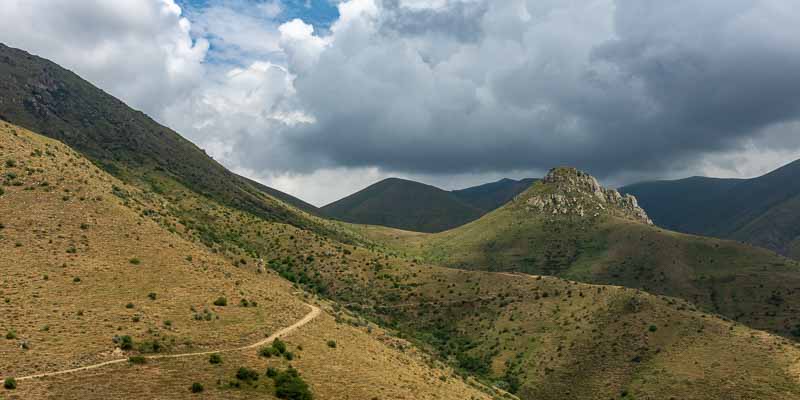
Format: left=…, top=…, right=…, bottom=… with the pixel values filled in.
left=321, top=177, right=536, bottom=232
left=621, top=159, right=800, bottom=259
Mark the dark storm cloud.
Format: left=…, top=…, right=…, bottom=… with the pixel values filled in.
left=259, top=0, right=800, bottom=179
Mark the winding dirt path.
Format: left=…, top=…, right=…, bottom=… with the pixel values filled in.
left=16, top=303, right=321, bottom=382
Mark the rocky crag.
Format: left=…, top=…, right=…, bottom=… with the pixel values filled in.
left=520, top=167, right=653, bottom=224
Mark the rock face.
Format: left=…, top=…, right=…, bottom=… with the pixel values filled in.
left=523, top=167, right=653, bottom=225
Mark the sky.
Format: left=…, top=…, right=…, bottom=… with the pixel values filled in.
left=1, top=0, right=800, bottom=206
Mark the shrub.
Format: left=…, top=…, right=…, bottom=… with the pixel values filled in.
left=213, top=297, right=227, bottom=306
left=3, top=377, right=16, bottom=390
left=326, top=340, right=337, bottom=349
left=138, top=339, right=163, bottom=353
left=5, top=160, right=16, bottom=168
left=117, top=335, right=134, bottom=350
left=73, top=277, right=81, bottom=283
left=209, top=353, right=222, bottom=364
left=5, top=331, right=16, bottom=340
left=129, top=258, right=141, bottom=265
left=236, top=367, right=260, bottom=382
left=147, top=292, right=157, bottom=300
left=266, top=367, right=278, bottom=378
left=128, top=356, right=146, bottom=364
left=125, top=303, right=134, bottom=309
left=272, top=367, right=312, bottom=400
left=648, top=325, right=658, bottom=332
left=272, top=338, right=287, bottom=354
left=190, top=382, right=204, bottom=393
left=284, top=351, right=294, bottom=361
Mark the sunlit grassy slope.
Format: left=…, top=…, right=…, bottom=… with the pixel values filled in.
left=0, top=122, right=494, bottom=400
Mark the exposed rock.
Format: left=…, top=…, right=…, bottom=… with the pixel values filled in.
left=523, top=167, right=653, bottom=225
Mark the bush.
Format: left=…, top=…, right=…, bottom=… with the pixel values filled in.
left=129, top=258, right=141, bottom=265
left=117, top=335, right=134, bottom=350
left=209, top=353, right=222, bottom=364
left=236, top=367, right=260, bottom=382
left=326, top=340, right=337, bottom=349
left=5, top=160, right=16, bottom=168
left=138, top=339, right=163, bottom=353
left=5, top=331, right=16, bottom=340
left=128, top=356, right=146, bottom=364
left=147, top=292, right=157, bottom=300
left=213, top=297, right=228, bottom=306
left=4, top=377, right=16, bottom=390
left=648, top=325, right=658, bottom=332
left=190, top=382, right=204, bottom=393
left=272, top=367, right=312, bottom=400
left=272, top=338, right=287, bottom=354
left=125, top=303, right=134, bottom=309
left=266, top=367, right=278, bottom=378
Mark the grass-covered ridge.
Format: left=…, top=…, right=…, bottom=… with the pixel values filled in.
left=359, top=167, right=800, bottom=340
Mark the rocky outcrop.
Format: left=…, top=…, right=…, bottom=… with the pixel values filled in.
left=523, top=167, right=653, bottom=225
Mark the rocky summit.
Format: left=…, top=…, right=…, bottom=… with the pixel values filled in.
left=521, top=167, right=653, bottom=224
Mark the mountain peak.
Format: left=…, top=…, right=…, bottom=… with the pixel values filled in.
left=523, top=167, right=653, bottom=224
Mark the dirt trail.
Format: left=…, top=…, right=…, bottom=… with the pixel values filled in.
left=16, top=303, right=321, bottom=381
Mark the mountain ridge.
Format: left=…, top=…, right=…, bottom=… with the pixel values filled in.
left=621, top=158, right=800, bottom=258
left=322, top=176, right=537, bottom=232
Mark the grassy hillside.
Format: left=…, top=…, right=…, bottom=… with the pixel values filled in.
left=0, top=123, right=495, bottom=400
left=259, top=221, right=800, bottom=399
left=358, top=168, right=800, bottom=340
left=452, top=178, right=537, bottom=211
left=321, top=178, right=485, bottom=233
left=621, top=159, right=800, bottom=258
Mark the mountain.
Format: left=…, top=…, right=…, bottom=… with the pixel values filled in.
left=621, top=159, right=800, bottom=259
left=321, top=178, right=485, bottom=232
left=358, top=167, right=800, bottom=340
left=322, top=177, right=535, bottom=232
left=451, top=178, right=538, bottom=211
left=4, top=44, right=800, bottom=399
left=0, top=122, right=492, bottom=400
left=0, top=43, right=328, bottom=235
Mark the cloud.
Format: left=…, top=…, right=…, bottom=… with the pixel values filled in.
left=0, top=0, right=208, bottom=116
left=257, top=0, right=800, bottom=182
left=2, top=0, right=800, bottom=205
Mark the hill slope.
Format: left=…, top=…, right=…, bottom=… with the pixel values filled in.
left=621, top=159, right=800, bottom=258
left=0, top=122, right=494, bottom=400
left=451, top=178, right=538, bottom=211
left=0, top=43, right=328, bottom=235
left=322, top=177, right=536, bottom=233
left=358, top=167, right=800, bottom=340
left=321, top=178, right=485, bottom=232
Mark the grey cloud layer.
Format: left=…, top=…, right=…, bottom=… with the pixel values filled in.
left=239, top=0, right=800, bottom=179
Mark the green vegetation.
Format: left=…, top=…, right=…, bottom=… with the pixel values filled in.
left=259, top=338, right=289, bottom=359
left=235, top=367, right=260, bottom=382
left=209, top=353, right=222, bottom=364
left=271, top=367, right=313, bottom=400
left=4, top=377, right=16, bottom=390
left=213, top=296, right=228, bottom=306
left=190, top=382, right=204, bottom=393
left=128, top=356, right=146, bottom=364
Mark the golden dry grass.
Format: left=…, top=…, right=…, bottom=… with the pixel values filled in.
left=0, top=123, right=492, bottom=400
